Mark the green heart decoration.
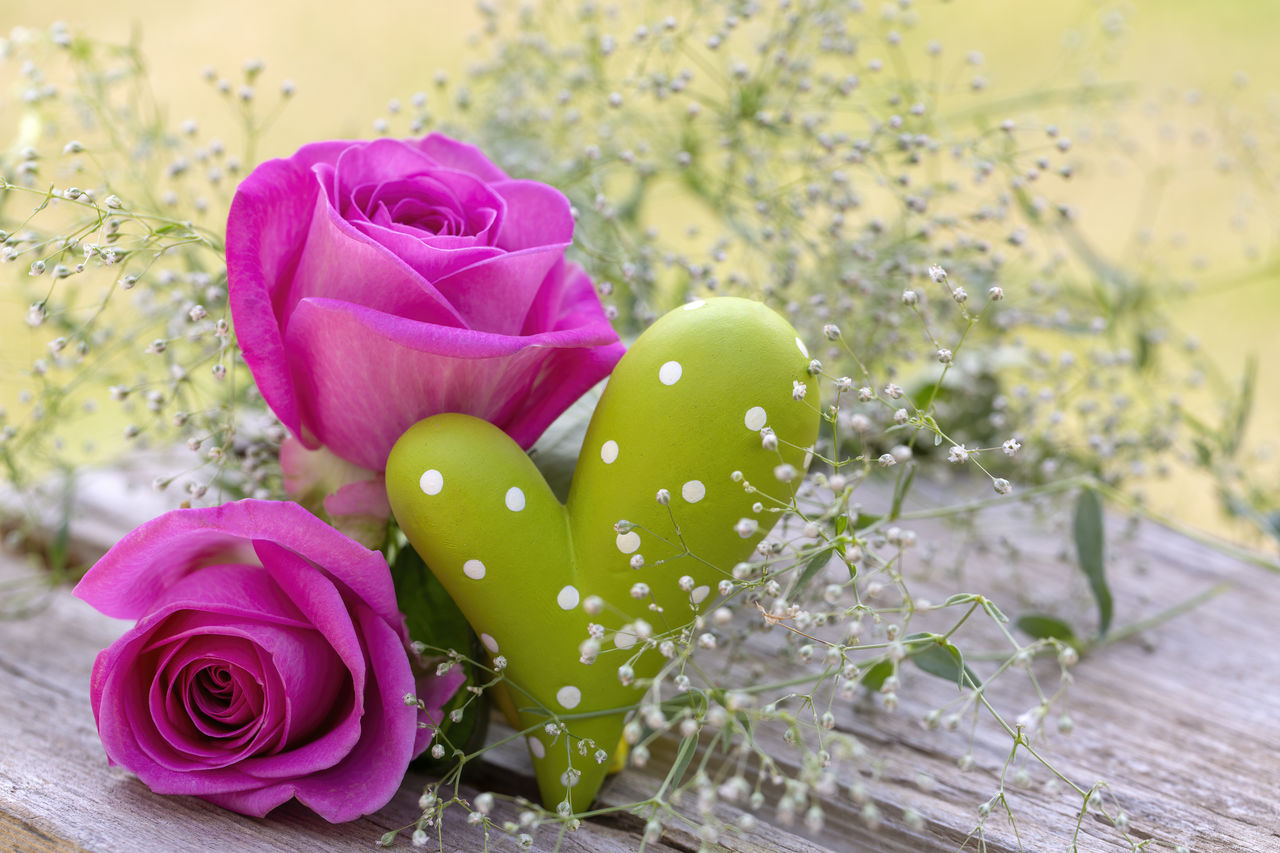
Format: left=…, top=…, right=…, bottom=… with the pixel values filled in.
left=386, top=297, right=820, bottom=810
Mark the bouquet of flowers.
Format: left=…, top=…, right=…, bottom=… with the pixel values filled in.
left=3, top=2, right=1277, bottom=850
left=74, top=131, right=631, bottom=821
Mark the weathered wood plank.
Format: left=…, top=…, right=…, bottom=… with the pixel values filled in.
left=0, top=553, right=673, bottom=853
left=1, top=480, right=1278, bottom=852
left=0, top=814, right=85, bottom=853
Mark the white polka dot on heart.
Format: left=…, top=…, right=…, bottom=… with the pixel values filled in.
left=505, top=486, right=526, bottom=511
left=691, top=585, right=711, bottom=605
left=463, top=559, right=486, bottom=580
left=616, top=531, right=641, bottom=554
left=796, top=337, right=810, bottom=359
left=557, top=585, right=580, bottom=610
left=556, top=685, right=582, bottom=710
left=682, top=300, right=706, bottom=310
left=481, top=633, right=499, bottom=653
left=681, top=480, right=705, bottom=503
left=419, top=469, right=443, bottom=495
left=745, top=406, right=768, bottom=431
left=613, top=630, right=636, bottom=650
left=659, top=360, right=683, bottom=386
left=601, top=439, right=619, bottom=464
left=527, top=737, right=546, bottom=759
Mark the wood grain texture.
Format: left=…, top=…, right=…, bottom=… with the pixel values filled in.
left=1, top=479, right=1277, bottom=852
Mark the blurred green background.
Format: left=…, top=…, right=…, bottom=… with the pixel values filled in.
left=1, top=0, right=1276, bottom=543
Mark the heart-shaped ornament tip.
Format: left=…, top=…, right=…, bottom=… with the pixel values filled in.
left=387, top=297, right=820, bottom=810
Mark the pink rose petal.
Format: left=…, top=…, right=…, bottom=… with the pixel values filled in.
left=490, top=179, right=575, bottom=251
left=284, top=297, right=624, bottom=470
left=416, top=134, right=509, bottom=182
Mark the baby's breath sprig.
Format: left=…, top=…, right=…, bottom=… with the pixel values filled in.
left=356, top=1, right=1280, bottom=849
left=0, top=26, right=293, bottom=550
left=387, top=366, right=1221, bottom=851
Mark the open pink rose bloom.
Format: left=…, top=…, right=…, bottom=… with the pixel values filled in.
left=73, top=501, right=463, bottom=822
left=227, top=134, right=625, bottom=475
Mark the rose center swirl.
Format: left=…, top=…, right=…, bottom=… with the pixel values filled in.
left=181, top=661, right=262, bottom=738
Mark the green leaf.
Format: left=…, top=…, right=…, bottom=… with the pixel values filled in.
left=662, top=689, right=708, bottom=714
left=391, top=539, right=490, bottom=766
left=906, top=633, right=979, bottom=690
left=889, top=461, right=916, bottom=520
left=664, top=735, right=699, bottom=791
left=793, top=546, right=833, bottom=595
left=1135, top=330, right=1152, bottom=371
left=850, top=511, right=882, bottom=530
left=48, top=471, right=76, bottom=578
left=1225, top=355, right=1256, bottom=458
left=1191, top=438, right=1213, bottom=467
left=1015, top=614, right=1078, bottom=646
left=981, top=598, right=1009, bottom=623
left=835, top=514, right=848, bottom=536
left=860, top=660, right=894, bottom=691
left=944, top=593, right=977, bottom=607
left=733, top=710, right=755, bottom=736
left=392, top=542, right=474, bottom=653
left=1073, top=488, right=1113, bottom=637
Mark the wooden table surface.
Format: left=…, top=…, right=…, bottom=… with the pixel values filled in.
left=2, top=474, right=1278, bottom=853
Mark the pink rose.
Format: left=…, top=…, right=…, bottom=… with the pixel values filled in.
left=73, top=500, right=463, bottom=822
left=226, top=133, right=625, bottom=475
